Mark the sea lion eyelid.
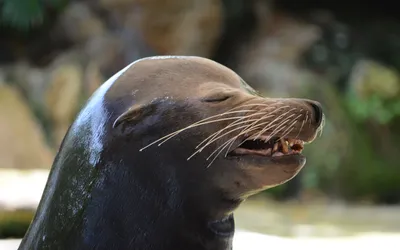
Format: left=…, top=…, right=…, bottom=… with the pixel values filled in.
left=201, top=93, right=232, bottom=103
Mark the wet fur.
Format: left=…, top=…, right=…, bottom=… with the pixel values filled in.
left=19, top=56, right=323, bottom=250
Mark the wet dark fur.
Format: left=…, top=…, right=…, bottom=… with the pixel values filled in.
left=19, top=56, right=323, bottom=250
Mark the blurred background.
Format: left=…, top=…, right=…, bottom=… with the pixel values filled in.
left=1, top=0, right=400, bottom=246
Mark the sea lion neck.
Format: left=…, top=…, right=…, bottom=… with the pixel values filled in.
left=20, top=133, right=236, bottom=250
left=77, top=147, right=237, bottom=250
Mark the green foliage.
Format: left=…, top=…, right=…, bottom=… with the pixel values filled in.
left=0, top=0, right=67, bottom=30
left=337, top=126, right=400, bottom=203
left=0, top=210, right=34, bottom=238
left=1, top=0, right=43, bottom=28
left=346, top=92, right=400, bottom=124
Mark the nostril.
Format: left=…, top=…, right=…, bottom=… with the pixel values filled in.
left=308, top=101, right=324, bottom=127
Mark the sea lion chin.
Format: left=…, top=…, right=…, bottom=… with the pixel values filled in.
left=18, top=56, right=324, bottom=250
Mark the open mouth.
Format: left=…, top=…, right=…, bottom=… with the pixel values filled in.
left=227, top=136, right=305, bottom=158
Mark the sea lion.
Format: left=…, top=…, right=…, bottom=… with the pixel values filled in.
left=19, top=56, right=324, bottom=250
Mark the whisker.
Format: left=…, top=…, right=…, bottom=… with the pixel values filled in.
left=194, top=106, right=280, bottom=150
left=139, top=110, right=257, bottom=151
left=205, top=137, right=238, bottom=168
left=215, top=117, right=282, bottom=159
left=237, top=118, right=278, bottom=139
left=259, top=117, right=293, bottom=143
left=252, top=108, right=297, bottom=140
left=277, top=114, right=301, bottom=138
left=224, top=106, right=291, bottom=144
left=194, top=117, right=261, bottom=150
left=277, top=119, right=298, bottom=140
left=304, top=112, right=309, bottom=128
left=280, top=126, right=295, bottom=141
left=222, top=121, right=275, bottom=157
left=224, top=137, right=239, bottom=157
left=262, top=126, right=286, bottom=143
left=195, top=108, right=282, bottom=154
left=221, top=113, right=285, bottom=157
left=187, top=122, right=264, bottom=160
left=219, top=102, right=284, bottom=114
left=221, top=119, right=282, bottom=156
left=295, top=119, right=306, bottom=139
left=233, top=108, right=297, bottom=146
left=204, top=106, right=311, bottom=165
left=206, top=123, right=267, bottom=163
left=220, top=112, right=289, bottom=158
left=206, top=137, right=237, bottom=161
left=140, top=102, right=285, bottom=151
left=201, top=108, right=279, bottom=166
left=247, top=106, right=289, bottom=137
left=193, top=113, right=280, bottom=161
left=206, top=109, right=301, bottom=162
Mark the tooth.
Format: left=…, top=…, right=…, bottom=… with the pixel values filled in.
left=280, top=138, right=288, bottom=154
left=265, top=148, right=272, bottom=156
left=273, top=142, right=279, bottom=152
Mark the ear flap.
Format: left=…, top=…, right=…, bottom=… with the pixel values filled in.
left=112, top=104, right=153, bottom=128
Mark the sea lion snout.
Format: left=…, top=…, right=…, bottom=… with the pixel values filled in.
left=203, top=94, right=324, bottom=199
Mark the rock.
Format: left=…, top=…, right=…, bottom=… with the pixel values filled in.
left=99, top=0, right=136, bottom=7
left=84, top=34, right=125, bottom=77
left=0, top=84, right=53, bottom=169
left=84, top=61, right=104, bottom=97
left=58, top=2, right=106, bottom=44
left=10, top=62, right=48, bottom=110
left=0, top=68, right=5, bottom=83
left=45, top=61, right=83, bottom=147
left=8, top=53, right=97, bottom=149
left=236, top=13, right=321, bottom=96
left=100, top=0, right=223, bottom=58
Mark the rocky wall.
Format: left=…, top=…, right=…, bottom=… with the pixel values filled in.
left=0, top=0, right=400, bottom=203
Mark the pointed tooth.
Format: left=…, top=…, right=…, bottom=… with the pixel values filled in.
left=273, top=142, right=279, bottom=152
left=280, top=138, right=289, bottom=154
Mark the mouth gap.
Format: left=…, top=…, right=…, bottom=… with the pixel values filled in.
left=227, top=136, right=305, bottom=158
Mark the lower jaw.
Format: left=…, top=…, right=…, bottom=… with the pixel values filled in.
left=269, top=153, right=306, bottom=164
left=247, top=151, right=301, bottom=158
left=230, top=153, right=306, bottom=167
left=228, top=149, right=304, bottom=160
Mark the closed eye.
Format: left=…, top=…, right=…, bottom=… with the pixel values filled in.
left=202, top=94, right=232, bottom=103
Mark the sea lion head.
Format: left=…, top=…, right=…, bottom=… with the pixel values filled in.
left=19, top=56, right=324, bottom=250
left=109, top=56, right=324, bottom=217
